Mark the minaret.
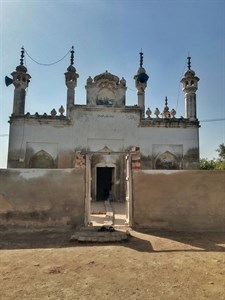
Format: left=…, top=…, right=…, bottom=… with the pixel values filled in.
left=180, top=56, right=200, bottom=121
left=64, top=46, right=79, bottom=114
left=11, top=47, right=31, bottom=115
left=134, top=51, right=149, bottom=118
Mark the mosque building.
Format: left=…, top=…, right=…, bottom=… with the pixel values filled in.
left=6, top=47, right=200, bottom=201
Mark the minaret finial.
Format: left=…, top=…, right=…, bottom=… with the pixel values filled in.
left=140, top=49, right=143, bottom=67
left=20, top=46, right=25, bottom=66
left=165, top=96, right=168, bottom=107
left=187, top=54, right=191, bottom=70
left=70, top=46, right=74, bottom=66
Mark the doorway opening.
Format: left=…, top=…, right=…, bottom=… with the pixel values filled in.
left=96, top=167, right=113, bottom=201
left=86, top=155, right=131, bottom=227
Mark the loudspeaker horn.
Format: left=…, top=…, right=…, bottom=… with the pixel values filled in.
left=5, top=76, right=13, bottom=87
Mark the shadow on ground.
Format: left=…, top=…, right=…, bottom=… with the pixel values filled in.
left=133, top=229, right=225, bottom=253
left=0, top=227, right=224, bottom=253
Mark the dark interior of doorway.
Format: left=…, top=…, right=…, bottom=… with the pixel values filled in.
left=97, top=167, right=113, bottom=201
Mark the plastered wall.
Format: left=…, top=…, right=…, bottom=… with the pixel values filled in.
left=8, top=106, right=199, bottom=169
left=1, top=169, right=223, bottom=232
left=0, top=169, right=85, bottom=228
left=133, top=170, right=225, bottom=231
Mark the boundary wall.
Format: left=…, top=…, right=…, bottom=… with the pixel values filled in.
left=0, top=169, right=85, bottom=228
left=132, top=170, right=225, bottom=231
left=0, top=169, right=225, bottom=231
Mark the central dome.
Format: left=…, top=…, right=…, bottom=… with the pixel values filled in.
left=94, top=70, right=119, bottom=83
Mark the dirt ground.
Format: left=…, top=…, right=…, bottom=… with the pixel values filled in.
left=0, top=227, right=225, bottom=300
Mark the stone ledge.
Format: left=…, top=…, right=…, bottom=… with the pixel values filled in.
left=70, top=227, right=130, bottom=243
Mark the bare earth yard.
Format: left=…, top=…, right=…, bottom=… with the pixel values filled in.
left=0, top=228, right=225, bottom=300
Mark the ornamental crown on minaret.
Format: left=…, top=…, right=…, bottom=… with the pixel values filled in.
left=64, top=46, right=79, bottom=87
left=11, top=47, right=31, bottom=89
left=134, top=51, right=149, bottom=87
left=180, top=56, right=199, bottom=92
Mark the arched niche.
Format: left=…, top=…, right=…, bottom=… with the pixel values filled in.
left=29, top=150, right=55, bottom=168
left=155, top=151, right=179, bottom=170
left=96, top=88, right=115, bottom=105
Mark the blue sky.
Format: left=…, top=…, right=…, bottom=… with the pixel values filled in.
left=0, top=0, right=225, bottom=168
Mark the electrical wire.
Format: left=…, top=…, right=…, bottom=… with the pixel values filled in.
left=24, top=48, right=71, bottom=66
left=200, top=118, right=225, bottom=123
left=175, top=59, right=187, bottom=111
left=127, top=87, right=136, bottom=92
left=0, top=117, right=224, bottom=138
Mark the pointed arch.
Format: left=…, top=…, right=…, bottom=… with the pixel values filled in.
left=29, top=150, right=55, bottom=168
left=155, top=151, right=180, bottom=170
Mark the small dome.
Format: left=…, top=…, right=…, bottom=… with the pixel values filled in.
left=120, top=77, right=126, bottom=86
left=94, top=71, right=119, bottom=83
left=137, top=66, right=146, bottom=74
left=184, top=69, right=195, bottom=77
left=86, top=76, right=93, bottom=84
left=67, top=65, right=76, bottom=72
left=16, top=64, right=27, bottom=73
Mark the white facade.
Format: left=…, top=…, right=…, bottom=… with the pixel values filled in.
left=7, top=49, right=200, bottom=201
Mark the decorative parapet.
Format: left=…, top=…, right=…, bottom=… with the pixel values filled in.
left=139, top=117, right=200, bottom=128
left=10, top=105, right=66, bottom=119
left=9, top=106, right=70, bottom=125
left=142, top=96, right=200, bottom=128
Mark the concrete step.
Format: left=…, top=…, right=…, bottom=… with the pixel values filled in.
left=70, top=226, right=130, bottom=243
